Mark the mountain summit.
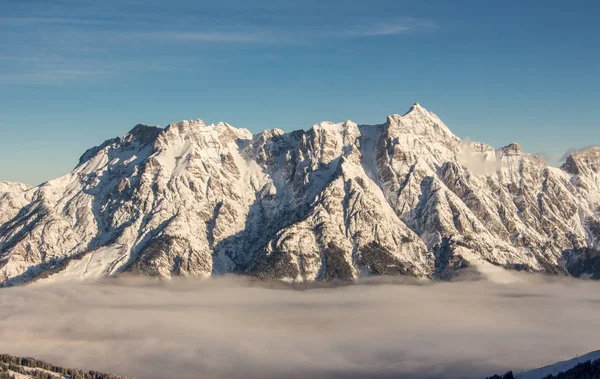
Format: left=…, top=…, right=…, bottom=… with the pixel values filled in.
left=1, top=104, right=599, bottom=285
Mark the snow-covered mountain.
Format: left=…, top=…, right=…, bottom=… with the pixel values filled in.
left=1, top=104, right=599, bottom=286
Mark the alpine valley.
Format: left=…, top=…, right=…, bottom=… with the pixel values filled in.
left=1, top=103, right=599, bottom=286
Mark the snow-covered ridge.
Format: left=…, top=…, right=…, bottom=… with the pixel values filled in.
left=516, top=350, right=600, bottom=379
left=1, top=104, right=599, bottom=285
left=0, top=181, right=31, bottom=193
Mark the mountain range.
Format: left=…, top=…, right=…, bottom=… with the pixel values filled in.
left=1, top=103, right=599, bottom=286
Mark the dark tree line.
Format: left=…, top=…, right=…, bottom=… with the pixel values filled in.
left=486, top=371, right=515, bottom=379
left=487, top=358, right=600, bottom=379
left=540, top=358, right=600, bottom=379
left=0, top=354, right=131, bottom=379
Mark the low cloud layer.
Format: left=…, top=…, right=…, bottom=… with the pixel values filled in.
left=0, top=275, right=599, bottom=379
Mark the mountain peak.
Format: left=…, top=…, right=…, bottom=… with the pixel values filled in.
left=562, top=146, right=600, bottom=175
left=500, top=142, right=522, bottom=155
left=126, top=123, right=163, bottom=143
left=169, top=118, right=207, bottom=129
left=385, top=103, right=458, bottom=144
left=402, top=102, right=427, bottom=117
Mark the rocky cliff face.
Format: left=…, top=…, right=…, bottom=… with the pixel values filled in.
left=1, top=104, right=599, bottom=285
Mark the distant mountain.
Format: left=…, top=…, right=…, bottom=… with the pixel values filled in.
left=1, top=104, right=599, bottom=286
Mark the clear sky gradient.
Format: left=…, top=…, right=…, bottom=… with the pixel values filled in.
left=1, top=0, right=598, bottom=185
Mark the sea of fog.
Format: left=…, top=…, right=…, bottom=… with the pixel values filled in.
left=1, top=273, right=599, bottom=379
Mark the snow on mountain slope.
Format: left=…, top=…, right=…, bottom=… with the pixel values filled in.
left=0, top=182, right=33, bottom=226
left=31, top=244, right=128, bottom=284
left=1, top=104, right=599, bottom=285
left=516, top=350, right=600, bottom=379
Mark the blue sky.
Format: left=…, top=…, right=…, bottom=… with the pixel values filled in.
left=1, top=0, right=599, bottom=185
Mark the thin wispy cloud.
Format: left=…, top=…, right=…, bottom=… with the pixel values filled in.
left=0, top=16, right=116, bottom=26
left=147, top=30, right=275, bottom=43
left=0, top=56, right=173, bottom=86
left=139, top=19, right=438, bottom=44
left=342, top=18, right=438, bottom=37
left=0, top=1, right=439, bottom=85
left=0, top=55, right=67, bottom=63
left=0, top=68, right=105, bottom=86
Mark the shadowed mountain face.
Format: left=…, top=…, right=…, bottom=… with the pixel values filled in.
left=1, top=104, right=599, bottom=285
